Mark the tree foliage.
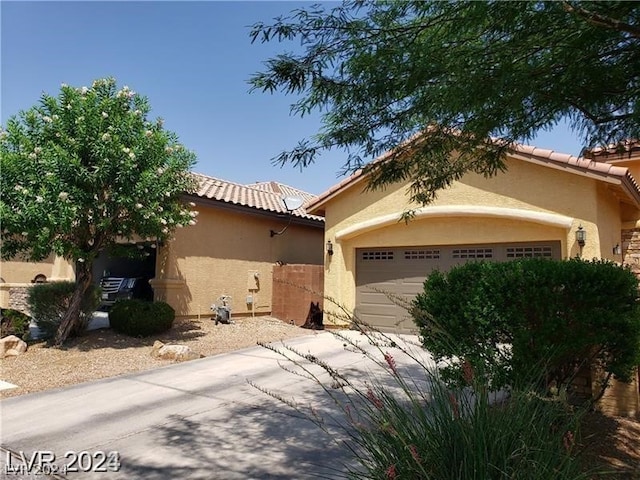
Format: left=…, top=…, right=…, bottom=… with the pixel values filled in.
left=251, top=1, right=640, bottom=203
left=0, top=77, right=198, bottom=344
left=412, top=258, right=640, bottom=399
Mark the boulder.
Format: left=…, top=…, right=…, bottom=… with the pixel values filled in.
left=1, top=335, right=28, bottom=358
left=150, top=340, right=202, bottom=362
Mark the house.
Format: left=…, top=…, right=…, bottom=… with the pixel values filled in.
left=0, top=173, right=325, bottom=319
left=306, top=141, right=640, bottom=417
left=150, top=174, right=324, bottom=318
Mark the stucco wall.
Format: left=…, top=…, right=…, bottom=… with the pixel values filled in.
left=0, top=255, right=75, bottom=309
left=152, top=204, right=324, bottom=317
left=321, top=156, right=623, bottom=322
left=595, top=183, right=623, bottom=263
left=0, top=254, right=70, bottom=284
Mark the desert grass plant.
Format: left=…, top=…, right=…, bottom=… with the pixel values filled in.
left=250, top=296, right=594, bottom=480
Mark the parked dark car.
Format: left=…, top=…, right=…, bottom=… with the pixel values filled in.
left=99, top=277, right=153, bottom=308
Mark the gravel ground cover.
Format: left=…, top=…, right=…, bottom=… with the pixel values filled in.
left=0, top=315, right=314, bottom=398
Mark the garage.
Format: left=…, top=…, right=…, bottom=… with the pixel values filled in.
left=92, top=244, right=157, bottom=307
left=355, top=241, right=561, bottom=332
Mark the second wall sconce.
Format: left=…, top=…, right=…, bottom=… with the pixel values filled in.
left=575, top=225, right=586, bottom=247
left=326, top=240, right=334, bottom=256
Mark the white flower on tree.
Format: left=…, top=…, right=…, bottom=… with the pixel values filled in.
left=1, top=77, right=197, bottom=345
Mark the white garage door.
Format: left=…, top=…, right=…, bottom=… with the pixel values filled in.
left=355, top=241, right=561, bottom=332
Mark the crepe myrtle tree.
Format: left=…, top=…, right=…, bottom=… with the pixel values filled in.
left=0, top=77, right=198, bottom=345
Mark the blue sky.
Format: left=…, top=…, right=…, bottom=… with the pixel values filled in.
left=2, top=1, right=584, bottom=195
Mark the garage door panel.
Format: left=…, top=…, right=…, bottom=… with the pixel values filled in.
left=359, top=290, right=398, bottom=306
left=356, top=309, right=415, bottom=332
left=356, top=242, right=561, bottom=333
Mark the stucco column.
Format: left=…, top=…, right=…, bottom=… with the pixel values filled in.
left=150, top=243, right=189, bottom=316
left=49, top=255, right=75, bottom=281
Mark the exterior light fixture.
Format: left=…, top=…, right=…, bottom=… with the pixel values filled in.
left=575, top=225, right=586, bottom=247
left=326, top=240, right=334, bottom=256
left=613, top=243, right=622, bottom=255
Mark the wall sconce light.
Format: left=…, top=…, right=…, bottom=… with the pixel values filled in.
left=613, top=243, right=622, bottom=255
left=575, top=225, right=586, bottom=247
left=326, top=240, right=334, bottom=256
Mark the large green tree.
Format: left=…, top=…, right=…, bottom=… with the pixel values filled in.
left=0, top=78, right=198, bottom=345
left=251, top=1, right=640, bottom=203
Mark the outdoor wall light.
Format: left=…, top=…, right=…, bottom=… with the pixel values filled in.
left=575, top=225, right=586, bottom=247
left=613, top=243, right=622, bottom=255
left=326, top=240, right=334, bottom=256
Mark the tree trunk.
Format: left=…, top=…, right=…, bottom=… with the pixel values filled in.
left=54, top=261, right=93, bottom=346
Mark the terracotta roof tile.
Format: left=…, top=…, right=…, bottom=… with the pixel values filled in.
left=306, top=140, right=640, bottom=214
left=189, top=173, right=323, bottom=222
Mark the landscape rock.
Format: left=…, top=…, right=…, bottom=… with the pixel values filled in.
left=150, top=340, right=202, bottom=362
left=1, top=335, right=28, bottom=358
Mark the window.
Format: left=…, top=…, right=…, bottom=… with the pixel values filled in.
left=506, top=246, right=553, bottom=258
left=362, top=251, right=394, bottom=261
left=405, top=249, right=440, bottom=260
left=452, top=248, right=493, bottom=259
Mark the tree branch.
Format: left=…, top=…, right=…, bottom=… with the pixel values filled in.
left=563, top=2, right=640, bottom=38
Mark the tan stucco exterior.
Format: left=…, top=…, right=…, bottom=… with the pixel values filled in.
left=319, top=156, right=628, bottom=319
left=312, top=148, right=640, bottom=417
left=1, top=200, right=323, bottom=317
left=0, top=254, right=75, bottom=309
left=151, top=202, right=324, bottom=318
left=0, top=253, right=75, bottom=284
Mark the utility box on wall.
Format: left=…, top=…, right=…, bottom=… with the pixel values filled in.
left=271, top=264, right=324, bottom=326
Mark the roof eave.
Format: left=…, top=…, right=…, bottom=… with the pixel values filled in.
left=183, top=193, right=325, bottom=227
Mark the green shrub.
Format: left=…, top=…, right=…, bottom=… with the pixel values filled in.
left=109, top=299, right=174, bottom=337
left=28, top=282, right=101, bottom=339
left=412, top=258, right=640, bottom=395
left=0, top=308, right=31, bottom=341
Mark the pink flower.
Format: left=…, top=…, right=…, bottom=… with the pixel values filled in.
left=366, top=387, right=383, bottom=409
left=384, top=352, right=398, bottom=374
left=563, top=430, right=574, bottom=452
left=409, top=444, right=421, bottom=464
left=385, top=464, right=397, bottom=480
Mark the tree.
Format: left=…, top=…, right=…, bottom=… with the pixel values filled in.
left=250, top=1, right=640, bottom=204
left=0, top=78, right=198, bottom=345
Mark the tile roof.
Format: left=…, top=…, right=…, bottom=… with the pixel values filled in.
left=586, top=140, right=640, bottom=159
left=306, top=140, right=640, bottom=214
left=189, top=173, right=324, bottom=222
left=509, top=144, right=640, bottom=204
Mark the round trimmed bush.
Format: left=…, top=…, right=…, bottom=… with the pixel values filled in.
left=109, top=299, right=175, bottom=337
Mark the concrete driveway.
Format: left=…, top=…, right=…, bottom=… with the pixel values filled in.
left=1, top=330, right=431, bottom=479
